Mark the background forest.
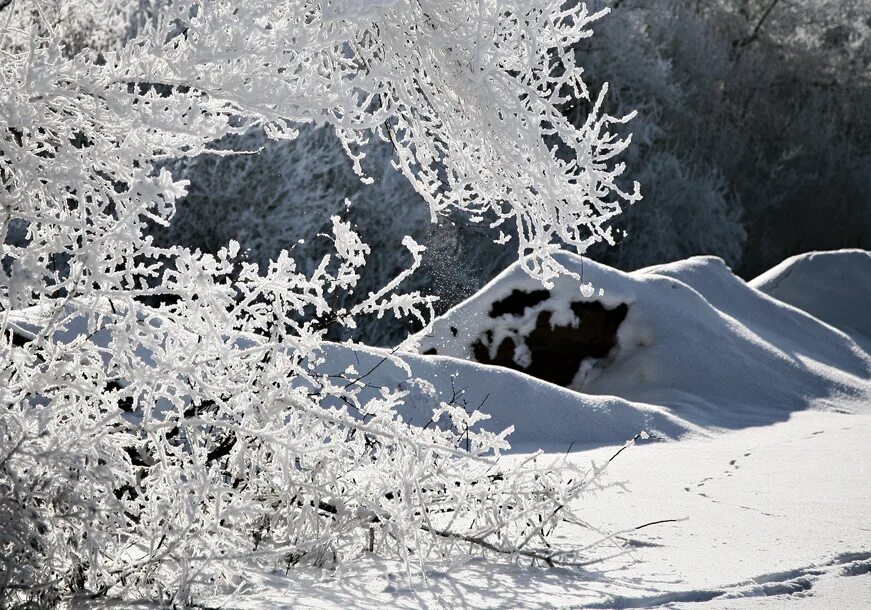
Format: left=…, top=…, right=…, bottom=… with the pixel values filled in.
left=162, top=0, right=871, bottom=342
left=10, top=0, right=871, bottom=344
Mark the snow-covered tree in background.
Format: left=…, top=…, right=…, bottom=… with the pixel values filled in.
left=160, top=0, right=870, bottom=342
left=1, top=0, right=637, bottom=606
left=577, top=0, right=871, bottom=275
left=157, top=123, right=522, bottom=345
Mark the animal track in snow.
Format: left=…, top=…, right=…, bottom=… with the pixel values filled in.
left=578, top=550, right=871, bottom=608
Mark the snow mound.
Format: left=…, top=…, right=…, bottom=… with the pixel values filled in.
left=4, top=300, right=694, bottom=448
left=416, top=252, right=871, bottom=430
left=749, top=249, right=871, bottom=341
left=320, top=343, right=698, bottom=448
left=8, top=251, right=869, bottom=447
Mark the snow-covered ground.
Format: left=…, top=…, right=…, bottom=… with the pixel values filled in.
left=415, top=251, right=870, bottom=432
left=167, top=410, right=870, bottom=610
left=54, top=250, right=871, bottom=608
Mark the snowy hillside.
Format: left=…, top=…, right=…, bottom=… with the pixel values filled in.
left=414, top=250, right=871, bottom=435
left=750, top=250, right=871, bottom=345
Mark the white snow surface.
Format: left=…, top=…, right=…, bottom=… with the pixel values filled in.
left=749, top=249, right=871, bottom=343
left=13, top=250, right=871, bottom=608
left=412, top=251, right=871, bottom=434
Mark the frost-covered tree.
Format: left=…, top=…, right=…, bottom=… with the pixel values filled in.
left=575, top=0, right=871, bottom=275
left=1, top=0, right=638, bottom=605
left=156, top=123, right=519, bottom=344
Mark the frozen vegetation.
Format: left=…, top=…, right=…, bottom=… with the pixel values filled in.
left=1, top=0, right=869, bottom=608
left=7, top=249, right=871, bottom=608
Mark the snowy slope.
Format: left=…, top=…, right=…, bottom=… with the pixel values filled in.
left=319, top=343, right=698, bottom=447
left=415, top=251, right=871, bottom=433
left=749, top=249, right=871, bottom=342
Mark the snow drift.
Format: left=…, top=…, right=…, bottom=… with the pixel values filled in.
left=7, top=251, right=870, bottom=447
left=750, top=249, right=871, bottom=342
left=318, top=343, right=699, bottom=447
left=414, top=251, right=871, bottom=432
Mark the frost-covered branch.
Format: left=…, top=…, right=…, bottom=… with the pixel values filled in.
left=0, top=1, right=636, bottom=606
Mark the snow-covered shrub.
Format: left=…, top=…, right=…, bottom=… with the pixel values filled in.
left=1, top=0, right=637, bottom=605
left=157, top=124, right=517, bottom=345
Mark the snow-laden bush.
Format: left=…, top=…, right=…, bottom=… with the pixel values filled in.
left=1, top=0, right=637, bottom=605
left=156, top=124, right=518, bottom=345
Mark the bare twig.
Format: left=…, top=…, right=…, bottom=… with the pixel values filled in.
left=735, top=0, right=781, bottom=57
